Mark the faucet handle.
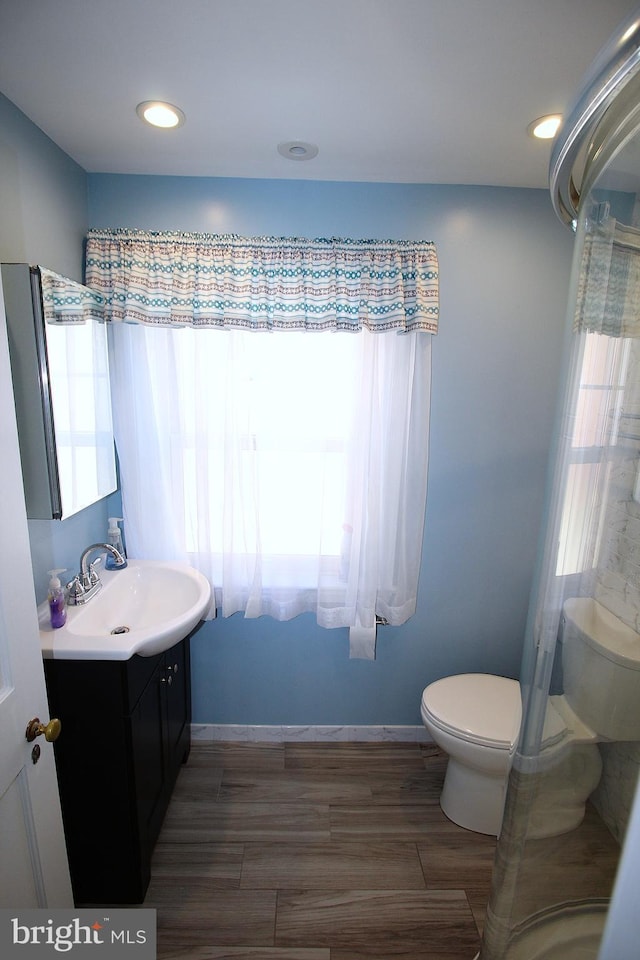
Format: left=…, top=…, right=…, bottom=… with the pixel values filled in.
left=89, top=556, right=102, bottom=585
left=66, top=575, right=85, bottom=603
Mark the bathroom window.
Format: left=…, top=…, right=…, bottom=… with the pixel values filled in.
left=108, top=321, right=432, bottom=627
left=556, top=331, right=629, bottom=577
left=89, top=228, right=437, bottom=630
left=178, top=329, right=355, bottom=563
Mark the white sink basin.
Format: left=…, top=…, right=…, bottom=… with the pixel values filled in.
left=39, top=559, right=211, bottom=660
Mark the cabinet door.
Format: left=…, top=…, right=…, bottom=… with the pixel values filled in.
left=129, top=637, right=191, bottom=860
left=164, top=636, right=191, bottom=787
left=44, top=659, right=146, bottom=904
left=130, top=657, right=167, bottom=860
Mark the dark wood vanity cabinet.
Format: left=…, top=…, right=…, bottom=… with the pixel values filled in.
left=44, top=635, right=191, bottom=904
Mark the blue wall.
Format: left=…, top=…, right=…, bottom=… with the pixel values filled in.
left=88, top=175, right=575, bottom=725
left=0, top=89, right=576, bottom=726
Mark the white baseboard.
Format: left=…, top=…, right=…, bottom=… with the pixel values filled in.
left=191, top=723, right=431, bottom=743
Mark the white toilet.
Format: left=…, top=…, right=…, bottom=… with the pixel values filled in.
left=421, top=673, right=522, bottom=835
left=421, top=596, right=640, bottom=837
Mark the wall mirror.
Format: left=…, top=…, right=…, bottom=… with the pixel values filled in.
left=1, top=263, right=117, bottom=520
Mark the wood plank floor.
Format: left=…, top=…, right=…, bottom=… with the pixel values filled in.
left=143, top=741, right=619, bottom=960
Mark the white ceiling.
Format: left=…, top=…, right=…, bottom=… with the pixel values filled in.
left=0, top=0, right=637, bottom=189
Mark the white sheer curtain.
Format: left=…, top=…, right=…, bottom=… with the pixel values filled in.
left=108, top=322, right=431, bottom=629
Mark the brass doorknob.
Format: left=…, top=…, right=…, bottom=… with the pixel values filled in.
left=25, top=717, right=62, bottom=743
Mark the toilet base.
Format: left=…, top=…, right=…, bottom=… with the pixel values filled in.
left=440, top=756, right=507, bottom=836
left=525, top=741, right=603, bottom=839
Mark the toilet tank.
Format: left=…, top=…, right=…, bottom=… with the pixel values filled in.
left=562, top=597, right=640, bottom=741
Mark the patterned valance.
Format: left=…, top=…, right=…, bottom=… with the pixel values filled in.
left=574, top=218, right=640, bottom=337
left=85, top=229, right=439, bottom=334
left=40, top=267, right=105, bottom=325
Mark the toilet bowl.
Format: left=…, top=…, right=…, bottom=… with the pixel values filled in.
left=421, top=597, right=640, bottom=838
left=421, top=673, right=522, bottom=836
left=525, top=695, right=602, bottom=839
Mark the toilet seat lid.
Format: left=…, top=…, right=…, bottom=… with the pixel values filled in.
left=422, top=673, right=521, bottom=749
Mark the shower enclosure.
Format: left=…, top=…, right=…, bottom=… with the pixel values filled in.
left=480, top=8, right=640, bottom=960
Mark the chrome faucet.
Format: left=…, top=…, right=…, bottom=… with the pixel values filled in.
left=66, top=542, right=127, bottom=605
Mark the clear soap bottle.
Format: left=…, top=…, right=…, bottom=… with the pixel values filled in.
left=105, top=517, right=127, bottom=569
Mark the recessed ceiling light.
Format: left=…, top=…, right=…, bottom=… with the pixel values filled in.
left=527, top=114, right=562, bottom=140
left=136, top=101, right=185, bottom=129
left=277, top=140, right=319, bottom=161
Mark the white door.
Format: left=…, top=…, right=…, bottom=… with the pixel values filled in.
left=0, top=273, right=73, bottom=907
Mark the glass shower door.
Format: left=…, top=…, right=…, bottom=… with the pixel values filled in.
left=480, top=10, right=640, bottom=958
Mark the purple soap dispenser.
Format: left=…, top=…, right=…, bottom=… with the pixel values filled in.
left=47, top=569, right=67, bottom=629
